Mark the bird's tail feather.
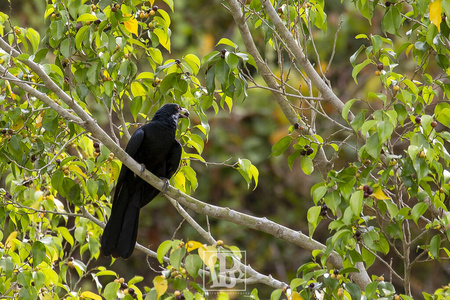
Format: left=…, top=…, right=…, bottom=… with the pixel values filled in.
left=101, top=185, right=140, bottom=259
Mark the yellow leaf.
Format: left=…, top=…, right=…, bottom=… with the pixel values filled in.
left=372, top=187, right=390, bottom=200
left=68, top=165, right=87, bottom=179
left=149, top=0, right=155, bottom=7
left=186, top=240, right=203, bottom=252
left=405, top=44, right=414, bottom=57
left=124, top=17, right=138, bottom=37
left=80, top=291, right=102, bottom=300
left=130, top=81, right=146, bottom=97
left=35, top=111, right=44, bottom=128
left=174, top=172, right=186, bottom=191
left=153, top=275, right=167, bottom=300
left=429, top=0, right=443, bottom=32
left=198, top=245, right=217, bottom=277
left=291, top=291, right=304, bottom=300
left=12, top=117, right=24, bottom=131
left=5, top=231, right=17, bottom=251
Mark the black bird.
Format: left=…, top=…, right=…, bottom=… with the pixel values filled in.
left=101, top=103, right=189, bottom=259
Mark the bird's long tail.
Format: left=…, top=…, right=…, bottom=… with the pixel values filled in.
left=101, top=186, right=140, bottom=259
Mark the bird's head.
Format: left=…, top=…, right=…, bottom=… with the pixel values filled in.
left=153, top=103, right=189, bottom=126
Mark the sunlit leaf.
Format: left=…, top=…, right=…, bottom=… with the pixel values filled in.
left=429, top=0, right=443, bottom=32
left=153, top=275, right=168, bottom=300
left=124, top=17, right=138, bottom=37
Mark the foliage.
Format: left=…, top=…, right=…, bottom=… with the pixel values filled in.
left=0, top=0, right=449, bottom=299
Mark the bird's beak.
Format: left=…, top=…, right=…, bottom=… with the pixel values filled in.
left=179, top=108, right=189, bottom=119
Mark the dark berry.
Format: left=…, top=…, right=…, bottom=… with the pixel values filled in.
left=75, top=22, right=82, bottom=31
left=355, top=230, right=361, bottom=237
left=221, top=54, right=225, bottom=59
left=277, top=7, right=283, bottom=14
left=320, top=210, right=327, bottom=217
left=306, top=148, right=314, bottom=155
left=120, top=283, right=128, bottom=290
left=185, top=71, right=190, bottom=76
left=294, top=122, right=300, bottom=129
left=363, top=184, right=370, bottom=192
left=385, top=1, right=392, bottom=7
left=68, top=257, right=74, bottom=261
left=152, top=5, right=158, bottom=11
left=300, top=150, right=307, bottom=156
left=31, top=154, right=37, bottom=163
left=364, top=192, right=369, bottom=198
left=94, top=19, right=101, bottom=25
left=5, top=191, right=11, bottom=199
left=309, top=282, right=315, bottom=289
left=111, top=6, right=117, bottom=12
left=128, top=288, right=135, bottom=294
left=321, top=204, right=328, bottom=211
left=1, top=129, right=6, bottom=134
left=8, top=129, right=13, bottom=134
left=304, top=144, right=311, bottom=149
left=95, top=148, right=101, bottom=153
left=431, top=121, right=437, bottom=128
left=367, top=188, right=373, bottom=195
left=176, top=294, right=185, bottom=300
left=93, top=142, right=100, bottom=149
left=334, top=269, right=339, bottom=275
left=415, top=116, right=421, bottom=124
left=377, top=63, right=383, bottom=71
left=56, top=159, right=61, bottom=165
left=152, top=81, right=158, bottom=87
left=221, top=49, right=227, bottom=54
left=175, top=59, right=181, bottom=64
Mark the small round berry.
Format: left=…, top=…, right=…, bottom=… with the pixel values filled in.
left=415, top=116, right=421, bottom=124
left=377, top=63, right=383, bottom=71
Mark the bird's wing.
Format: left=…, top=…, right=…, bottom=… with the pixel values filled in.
left=165, top=140, right=183, bottom=179
left=114, top=128, right=145, bottom=188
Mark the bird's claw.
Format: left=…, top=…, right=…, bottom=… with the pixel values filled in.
left=161, top=178, right=170, bottom=196
left=135, top=163, right=146, bottom=177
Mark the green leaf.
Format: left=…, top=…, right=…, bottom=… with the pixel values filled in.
left=307, top=206, right=321, bottom=237
left=185, top=254, right=202, bottom=279
left=31, top=241, right=46, bottom=268
left=288, top=150, right=302, bottom=170
left=350, top=190, right=364, bottom=216
left=215, top=59, right=230, bottom=85
left=216, top=38, right=238, bottom=49
left=342, top=99, right=357, bottom=122
left=77, top=13, right=98, bottom=22
left=26, top=28, right=40, bottom=53
left=429, top=235, right=441, bottom=260
left=131, top=81, right=146, bottom=97
left=300, top=156, right=314, bottom=175
left=382, top=5, right=402, bottom=35
left=156, top=240, right=172, bottom=264
left=154, top=28, right=171, bottom=52
left=411, top=202, right=428, bottom=225
left=366, top=132, right=381, bottom=159
left=270, top=289, right=283, bottom=300
left=130, top=97, right=143, bottom=121
left=352, top=59, right=371, bottom=84
left=271, top=136, right=292, bottom=156
left=57, top=226, right=74, bottom=246
left=128, top=276, right=144, bottom=286
left=169, top=246, right=186, bottom=270
left=344, top=282, right=361, bottom=300
left=103, top=282, right=120, bottom=300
